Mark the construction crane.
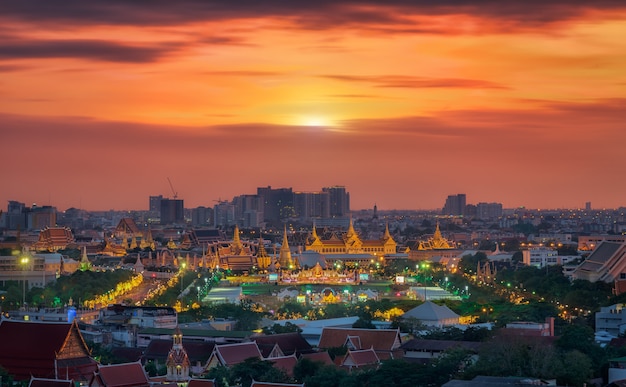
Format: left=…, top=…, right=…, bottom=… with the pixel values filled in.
left=167, top=177, right=178, bottom=199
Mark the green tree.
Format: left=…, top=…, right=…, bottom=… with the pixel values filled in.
left=557, top=350, right=593, bottom=387
left=262, top=322, right=302, bottom=335
left=303, top=364, right=351, bottom=387
left=230, top=357, right=289, bottom=387
left=205, top=365, right=231, bottom=387
left=293, top=358, right=322, bottom=383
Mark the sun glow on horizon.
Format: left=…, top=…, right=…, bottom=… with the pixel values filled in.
left=297, top=115, right=335, bottom=128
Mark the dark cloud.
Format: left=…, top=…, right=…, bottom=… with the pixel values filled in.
left=0, top=38, right=179, bottom=63
left=0, top=63, right=29, bottom=72
left=321, top=74, right=508, bottom=89
left=1, top=1, right=624, bottom=32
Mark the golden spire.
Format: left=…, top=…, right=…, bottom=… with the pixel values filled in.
left=383, top=223, right=391, bottom=240
left=232, top=225, right=243, bottom=254
left=279, top=225, right=293, bottom=269
left=346, top=217, right=356, bottom=238
left=281, top=225, right=290, bottom=250
left=256, top=237, right=271, bottom=269
left=433, top=222, right=443, bottom=241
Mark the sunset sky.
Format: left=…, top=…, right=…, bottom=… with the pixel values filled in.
left=1, top=1, right=625, bottom=212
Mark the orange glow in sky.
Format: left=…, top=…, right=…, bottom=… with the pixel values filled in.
left=1, top=2, right=625, bottom=211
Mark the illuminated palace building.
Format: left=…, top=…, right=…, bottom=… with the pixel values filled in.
left=305, top=219, right=397, bottom=268
left=203, top=220, right=397, bottom=276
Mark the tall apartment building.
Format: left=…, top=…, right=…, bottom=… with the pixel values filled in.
left=160, top=198, right=184, bottom=225
left=257, top=186, right=294, bottom=225
left=476, top=202, right=503, bottom=220
left=232, top=194, right=263, bottom=227
left=149, top=195, right=163, bottom=212
left=191, top=206, right=213, bottom=227
left=213, top=201, right=236, bottom=227
left=322, top=186, right=350, bottom=217
left=4, top=201, right=27, bottom=230
left=28, top=205, right=57, bottom=230
left=442, top=194, right=466, bottom=216
left=293, top=191, right=330, bottom=220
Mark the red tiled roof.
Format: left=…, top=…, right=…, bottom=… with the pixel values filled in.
left=254, top=332, right=313, bottom=356
left=28, top=377, right=74, bottom=387
left=143, top=335, right=212, bottom=366
left=216, top=342, right=262, bottom=366
left=0, top=320, right=97, bottom=381
left=188, top=379, right=216, bottom=387
left=94, top=362, right=150, bottom=387
left=318, top=328, right=400, bottom=352
left=342, top=348, right=379, bottom=367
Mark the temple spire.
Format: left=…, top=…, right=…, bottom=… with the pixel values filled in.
left=279, top=225, right=293, bottom=269
left=383, top=223, right=391, bottom=240
left=346, top=217, right=356, bottom=238
left=80, top=246, right=92, bottom=271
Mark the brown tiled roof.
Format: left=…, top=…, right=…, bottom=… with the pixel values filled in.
left=265, top=354, right=298, bottom=377
left=254, top=332, right=314, bottom=356
left=300, top=351, right=335, bottom=367
left=116, top=218, right=142, bottom=235
left=28, top=377, right=74, bottom=387
left=93, top=362, right=150, bottom=387
left=0, top=320, right=97, bottom=381
left=215, top=342, right=262, bottom=366
left=318, top=327, right=401, bottom=353
left=144, top=339, right=214, bottom=363
left=342, top=348, right=380, bottom=367
left=33, top=227, right=75, bottom=250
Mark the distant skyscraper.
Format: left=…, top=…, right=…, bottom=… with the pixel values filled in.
left=257, top=186, right=294, bottom=225
left=442, top=194, right=466, bottom=216
left=191, top=206, right=213, bottom=226
left=28, top=205, right=57, bottom=230
left=586, top=202, right=592, bottom=211
left=213, top=201, right=236, bottom=227
left=149, top=195, right=163, bottom=218
left=160, top=198, right=184, bottom=224
left=322, top=186, right=350, bottom=217
left=6, top=200, right=27, bottom=230
left=293, top=191, right=330, bottom=220
left=476, top=202, right=503, bottom=220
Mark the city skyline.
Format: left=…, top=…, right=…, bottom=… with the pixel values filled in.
left=1, top=1, right=625, bottom=211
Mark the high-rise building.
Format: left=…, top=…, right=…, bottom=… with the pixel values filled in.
left=213, top=201, right=236, bottom=227
left=257, top=186, right=294, bottom=225
left=476, top=202, right=503, bottom=220
left=149, top=195, right=163, bottom=219
left=442, top=194, right=466, bottom=216
left=191, top=206, right=213, bottom=227
left=160, top=199, right=184, bottom=225
left=293, top=191, right=330, bottom=220
left=5, top=201, right=27, bottom=230
left=28, top=205, right=57, bottom=230
left=322, top=186, right=350, bottom=217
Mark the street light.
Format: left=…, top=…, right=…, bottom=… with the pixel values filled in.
left=20, top=256, right=29, bottom=308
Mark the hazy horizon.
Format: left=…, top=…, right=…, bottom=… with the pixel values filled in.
left=2, top=2, right=625, bottom=211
